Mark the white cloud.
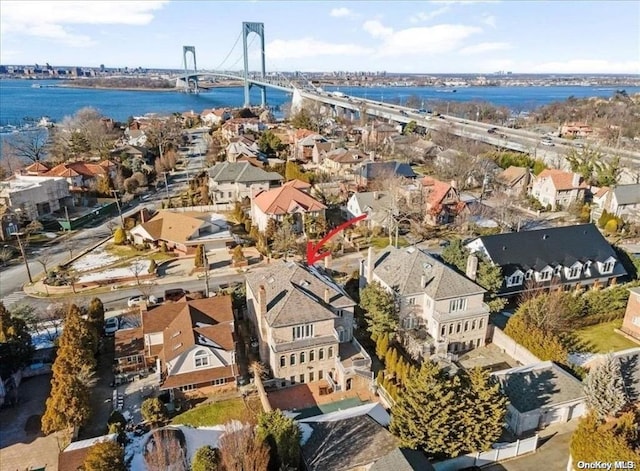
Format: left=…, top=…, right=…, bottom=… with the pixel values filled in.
left=409, top=6, right=450, bottom=23
left=530, top=59, right=640, bottom=74
left=363, top=20, right=393, bottom=38
left=265, top=38, right=374, bottom=60
left=0, top=1, right=168, bottom=45
left=481, top=14, right=497, bottom=28
left=330, top=7, right=352, bottom=17
left=363, top=21, right=482, bottom=56
left=459, top=42, right=511, bottom=54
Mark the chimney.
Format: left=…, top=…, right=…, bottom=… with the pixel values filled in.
left=420, top=274, right=426, bottom=288
left=324, top=253, right=332, bottom=270
left=324, top=288, right=330, bottom=304
left=466, top=255, right=478, bottom=281
left=258, top=285, right=267, bottom=317
left=366, top=246, right=374, bottom=282
left=140, top=209, right=146, bottom=224
left=369, top=151, right=375, bottom=162
left=450, top=179, right=457, bottom=189
left=572, top=172, right=581, bottom=188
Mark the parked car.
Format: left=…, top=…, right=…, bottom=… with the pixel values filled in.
left=164, top=288, right=188, bottom=302
left=488, top=127, right=499, bottom=134
left=541, top=138, right=555, bottom=147
left=127, top=295, right=157, bottom=307
left=104, top=317, right=119, bottom=336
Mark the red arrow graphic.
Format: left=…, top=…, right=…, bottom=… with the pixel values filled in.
left=306, top=213, right=368, bottom=265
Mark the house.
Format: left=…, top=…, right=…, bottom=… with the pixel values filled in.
left=322, top=148, right=369, bottom=176
left=129, top=210, right=230, bottom=253
left=621, top=287, right=640, bottom=341
left=495, top=166, right=532, bottom=196
left=384, top=135, right=439, bottom=162
left=0, top=205, right=20, bottom=240
left=123, top=127, right=147, bottom=146
left=560, top=122, right=593, bottom=138
left=0, top=175, right=71, bottom=221
left=221, top=118, right=265, bottom=140
left=125, top=295, right=238, bottom=395
left=208, top=161, right=283, bottom=207
left=114, top=327, right=146, bottom=374
left=22, top=161, right=50, bottom=176
left=110, top=145, right=148, bottom=162
left=421, top=176, right=465, bottom=225
left=346, top=191, right=395, bottom=230
left=245, top=262, right=372, bottom=391
left=311, top=141, right=334, bottom=164
left=45, top=160, right=117, bottom=192
left=251, top=182, right=326, bottom=233
left=529, top=169, right=588, bottom=209
left=603, top=184, right=640, bottom=223
left=58, top=434, right=119, bottom=471
left=361, top=246, right=489, bottom=355
left=492, top=362, right=586, bottom=436
left=226, top=140, right=263, bottom=163
left=201, top=108, right=231, bottom=126
left=293, top=131, right=326, bottom=162
left=356, top=161, right=416, bottom=188
left=362, top=123, right=400, bottom=149
left=466, top=224, right=628, bottom=297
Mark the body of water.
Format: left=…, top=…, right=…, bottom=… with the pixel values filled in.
left=1, top=78, right=639, bottom=128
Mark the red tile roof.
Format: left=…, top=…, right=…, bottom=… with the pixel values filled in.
left=537, top=169, right=588, bottom=191
left=45, top=161, right=109, bottom=178
left=422, top=176, right=454, bottom=206
left=283, top=179, right=312, bottom=190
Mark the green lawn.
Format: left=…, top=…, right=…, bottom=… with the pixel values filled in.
left=171, top=396, right=261, bottom=427
left=576, top=320, right=639, bottom=353
left=369, top=237, right=408, bottom=249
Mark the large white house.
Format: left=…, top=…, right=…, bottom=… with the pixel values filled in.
left=361, top=246, right=490, bottom=355
left=0, top=175, right=71, bottom=221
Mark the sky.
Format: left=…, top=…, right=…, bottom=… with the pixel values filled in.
left=1, top=0, right=639, bottom=74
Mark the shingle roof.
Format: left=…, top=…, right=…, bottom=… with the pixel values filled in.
left=613, top=184, right=640, bottom=206
left=302, top=415, right=399, bottom=471
left=208, top=161, right=283, bottom=184
left=421, top=176, right=455, bottom=207
left=132, top=211, right=210, bottom=244
left=370, top=448, right=434, bottom=471
left=245, top=262, right=355, bottom=327
left=471, top=224, right=627, bottom=281
left=536, top=169, right=588, bottom=191
left=496, top=166, right=530, bottom=187
left=492, top=361, right=585, bottom=412
left=369, top=246, right=485, bottom=299
left=359, top=161, right=417, bottom=180
left=253, top=185, right=326, bottom=215
left=352, top=191, right=395, bottom=220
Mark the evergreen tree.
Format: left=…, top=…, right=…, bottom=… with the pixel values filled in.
left=113, top=227, right=126, bottom=245
left=441, top=239, right=468, bottom=272
left=83, top=441, right=126, bottom=471
left=0, top=302, right=34, bottom=375
left=584, top=354, right=628, bottom=420
left=256, top=409, right=301, bottom=470
left=359, top=281, right=398, bottom=339
left=148, top=259, right=157, bottom=274
left=141, top=397, right=168, bottom=424
left=86, top=297, right=105, bottom=346
left=194, top=244, right=205, bottom=268
left=476, top=260, right=507, bottom=312
left=390, top=361, right=457, bottom=458
left=192, top=445, right=221, bottom=471
left=571, top=412, right=640, bottom=463
left=375, top=333, right=389, bottom=360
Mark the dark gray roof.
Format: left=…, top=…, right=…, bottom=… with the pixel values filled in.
left=370, top=448, right=434, bottom=471
left=302, top=415, right=399, bottom=471
left=358, top=161, right=417, bottom=180
left=613, top=184, right=640, bottom=206
left=470, top=224, right=627, bottom=286
left=492, top=361, right=585, bottom=412
left=245, top=262, right=355, bottom=327
left=615, top=348, right=640, bottom=403
left=369, top=246, right=485, bottom=300
left=208, top=161, right=283, bottom=183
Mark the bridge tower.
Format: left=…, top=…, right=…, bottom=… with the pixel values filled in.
left=183, top=46, right=198, bottom=93
left=242, top=22, right=266, bottom=108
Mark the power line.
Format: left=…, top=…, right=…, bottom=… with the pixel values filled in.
left=214, top=31, right=242, bottom=71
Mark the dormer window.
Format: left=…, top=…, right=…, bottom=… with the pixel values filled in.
left=601, top=257, right=616, bottom=274
left=538, top=268, right=552, bottom=282
left=194, top=349, right=209, bottom=368
left=506, top=271, right=524, bottom=287
left=568, top=263, right=582, bottom=279
left=554, top=266, right=562, bottom=277
left=525, top=270, right=533, bottom=280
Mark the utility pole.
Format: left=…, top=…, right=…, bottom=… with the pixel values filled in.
left=163, top=171, right=170, bottom=200
left=64, top=206, right=71, bottom=231
left=14, top=231, right=32, bottom=283
left=111, top=189, right=125, bottom=227
left=203, top=250, right=210, bottom=297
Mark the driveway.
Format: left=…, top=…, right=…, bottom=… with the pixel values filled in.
left=0, top=374, right=63, bottom=471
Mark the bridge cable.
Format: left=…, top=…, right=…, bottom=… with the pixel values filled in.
left=226, top=34, right=258, bottom=71
left=214, top=31, right=243, bottom=71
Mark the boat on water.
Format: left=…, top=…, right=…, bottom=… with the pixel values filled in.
left=31, top=84, right=42, bottom=88
left=37, top=116, right=54, bottom=128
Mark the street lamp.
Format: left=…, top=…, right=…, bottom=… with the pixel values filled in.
left=111, top=189, right=125, bottom=227
left=12, top=230, right=33, bottom=283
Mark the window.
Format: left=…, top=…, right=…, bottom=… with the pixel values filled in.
left=280, top=355, right=286, bottom=367
left=448, top=324, right=454, bottom=335
left=319, top=348, right=324, bottom=360
left=290, top=354, right=296, bottom=366
left=568, top=265, right=581, bottom=279
left=471, top=320, right=476, bottom=330
left=507, top=273, right=523, bottom=287
left=290, top=376, right=295, bottom=384
left=539, top=269, right=552, bottom=281
left=179, top=384, right=196, bottom=392
left=211, top=378, right=225, bottom=386
left=328, top=347, right=334, bottom=358
left=293, top=324, right=314, bottom=340
left=464, top=321, right=469, bottom=332
left=602, top=259, right=615, bottom=274
left=194, top=350, right=209, bottom=368
left=300, top=374, right=305, bottom=383
left=300, top=351, right=305, bottom=364
left=407, top=297, right=416, bottom=305
left=633, top=316, right=640, bottom=327
left=309, top=371, right=314, bottom=382
left=525, top=270, right=533, bottom=280
left=449, top=298, right=467, bottom=312
left=309, top=350, right=315, bottom=361
left=318, top=370, right=324, bottom=380
left=554, top=266, right=562, bottom=277
left=441, top=325, right=446, bottom=336
left=336, top=310, right=343, bottom=317
left=479, top=319, right=484, bottom=329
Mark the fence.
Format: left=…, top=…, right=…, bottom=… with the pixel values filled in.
left=491, top=327, right=541, bottom=365
left=433, top=435, right=539, bottom=471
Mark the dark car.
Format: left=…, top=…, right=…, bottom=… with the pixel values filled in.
left=164, top=288, right=188, bottom=302
left=488, top=127, right=499, bottom=134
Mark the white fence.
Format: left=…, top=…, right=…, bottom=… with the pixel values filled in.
left=433, top=435, right=539, bottom=471
left=491, top=327, right=541, bottom=365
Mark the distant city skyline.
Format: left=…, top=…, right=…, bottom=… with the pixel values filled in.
left=1, top=0, right=639, bottom=74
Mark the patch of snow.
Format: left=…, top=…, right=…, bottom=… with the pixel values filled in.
left=195, top=322, right=213, bottom=328
left=196, top=334, right=220, bottom=348
left=78, top=260, right=151, bottom=283
left=71, top=246, right=120, bottom=272
left=65, top=433, right=118, bottom=451
left=44, top=232, right=57, bottom=239
left=299, top=423, right=314, bottom=445
left=297, top=402, right=389, bottom=426
left=568, top=352, right=596, bottom=367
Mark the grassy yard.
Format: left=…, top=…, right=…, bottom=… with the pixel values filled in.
left=369, top=236, right=408, bottom=249
left=171, top=395, right=262, bottom=427
left=576, top=320, right=639, bottom=353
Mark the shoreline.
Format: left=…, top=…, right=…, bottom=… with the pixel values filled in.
left=59, top=82, right=245, bottom=92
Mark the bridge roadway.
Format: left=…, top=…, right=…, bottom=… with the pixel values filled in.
left=176, top=72, right=639, bottom=181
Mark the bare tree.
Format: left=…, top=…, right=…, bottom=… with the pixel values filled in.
left=0, top=247, right=14, bottom=266
left=218, top=424, right=270, bottom=471
left=2, top=130, right=49, bottom=163
left=128, top=259, right=147, bottom=287
left=144, top=429, right=188, bottom=471
left=36, top=252, right=54, bottom=276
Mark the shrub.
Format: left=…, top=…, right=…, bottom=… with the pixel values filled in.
left=113, top=227, right=126, bottom=245
left=148, top=259, right=157, bottom=274
left=141, top=397, right=168, bottom=424
left=192, top=445, right=221, bottom=471
left=604, top=219, right=618, bottom=234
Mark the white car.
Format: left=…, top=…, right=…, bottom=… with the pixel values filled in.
left=104, top=317, right=119, bottom=336
left=127, top=295, right=157, bottom=307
